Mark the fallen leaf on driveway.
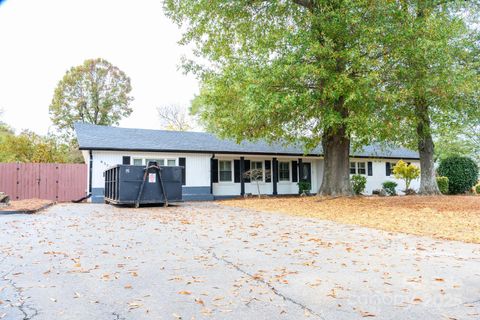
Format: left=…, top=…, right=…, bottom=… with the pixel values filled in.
left=178, top=290, right=191, bottom=295
left=128, top=301, right=142, bottom=309
left=359, top=310, right=376, bottom=317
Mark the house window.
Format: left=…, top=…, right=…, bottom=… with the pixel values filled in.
left=219, top=160, right=233, bottom=182
left=279, top=162, right=290, bottom=181
left=146, top=159, right=165, bottom=166
left=167, top=159, right=176, bottom=166
left=133, top=158, right=143, bottom=165
left=250, top=161, right=263, bottom=181
left=350, top=161, right=367, bottom=175
left=386, top=162, right=396, bottom=176
left=357, top=162, right=366, bottom=175
left=350, top=162, right=357, bottom=174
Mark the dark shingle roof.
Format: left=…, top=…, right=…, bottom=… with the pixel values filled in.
left=74, top=123, right=419, bottom=159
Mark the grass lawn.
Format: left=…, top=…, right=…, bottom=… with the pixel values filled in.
left=221, top=195, right=480, bottom=244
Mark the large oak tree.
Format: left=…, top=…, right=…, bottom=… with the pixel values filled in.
left=164, top=0, right=393, bottom=196
left=381, top=0, right=480, bottom=194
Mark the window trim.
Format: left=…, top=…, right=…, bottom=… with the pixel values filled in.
left=350, top=161, right=367, bottom=175
left=166, top=158, right=177, bottom=166
left=218, top=160, right=233, bottom=183
left=350, top=161, right=357, bottom=174
left=133, top=158, right=143, bottom=165
left=278, top=161, right=290, bottom=182
left=357, top=162, right=366, bottom=175
left=250, top=160, right=264, bottom=182
left=133, top=158, right=178, bottom=166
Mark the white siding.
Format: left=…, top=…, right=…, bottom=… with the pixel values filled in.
left=85, top=149, right=420, bottom=197
left=212, top=155, right=321, bottom=196
left=350, top=158, right=421, bottom=194
left=90, top=151, right=211, bottom=189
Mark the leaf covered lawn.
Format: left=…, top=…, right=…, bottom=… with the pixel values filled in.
left=221, top=196, right=480, bottom=244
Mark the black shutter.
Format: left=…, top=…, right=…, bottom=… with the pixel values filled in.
left=292, top=161, right=298, bottom=182
left=265, top=160, right=271, bottom=182
left=234, top=160, right=240, bottom=183
left=244, top=160, right=251, bottom=182
left=122, top=156, right=131, bottom=165
left=386, top=162, right=391, bottom=176
left=211, top=159, right=219, bottom=183
left=179, top=157, right=186, bottom=185
left=368, top=161, right=373, bottom=176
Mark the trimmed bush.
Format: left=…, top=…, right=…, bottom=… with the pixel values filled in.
left=437, top=156, right=479, bottom=194
left=436, top=176, right=449, bottom=195
left=476, top=184, right=480, bottom=194
left=351, top=175, right=367, bottom=195
left=382, top=181, right=398, bottom=196
left=297, top=180, right=311, bottom=195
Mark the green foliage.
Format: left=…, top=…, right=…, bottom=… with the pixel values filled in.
left=382, top=181, right=398, bottom=196
left=0, top=131, right=73, bottom=163
left=0, top=123, right=14, bottom=143
left=297, top=180, right=311, bottom=195
left=476, top=184, right=480, bottom=195
left=436, top=176, right=449, bottom=195
left=435, top=127, right=480, bottom=166
left=49, top=58, right=133, bottom=140
left=165, top=0, right=397, bottom=151
left=393, top=160, right=420, bottom=191
left=438, top=156, right=479, bottom=194
left=379, top=2, right=480, bottom=150
left=351, top=175, right=367, bottom=195
left=163, top=0, right=479, bottom=196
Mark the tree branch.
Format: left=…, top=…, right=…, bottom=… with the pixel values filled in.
left=292, top=0, right=314, bottom=11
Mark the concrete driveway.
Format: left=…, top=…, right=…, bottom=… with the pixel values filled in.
left=0, top=202, right=479, bottom=320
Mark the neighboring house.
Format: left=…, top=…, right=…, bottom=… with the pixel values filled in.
left=74, top=123, right=420, bottom=203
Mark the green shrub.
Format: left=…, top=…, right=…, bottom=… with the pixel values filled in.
left=382, top=181, right=398, bottom=196
left=392, top=160, right=420, bottom=190
left=476, top=184, right=480, bottom=194
left=436, top=176, right=449, bottom=195
left=351, top=175, right=367, bottom=195
left=437, top=156, right=479, bottom=194
left=297, top=180, right=311, bottom=195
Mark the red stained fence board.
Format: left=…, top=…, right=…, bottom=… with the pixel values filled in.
left=0, top=163, right=87, bottom=202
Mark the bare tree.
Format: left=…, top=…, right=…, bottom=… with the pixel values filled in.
left=243, top=169, right=271, bottom=198
left=157, top=105, right=196, bottom=131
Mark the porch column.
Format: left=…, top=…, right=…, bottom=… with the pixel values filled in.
left=240, top=156, right=245, bottom=196
left=272, top=157, right=278, bottom=195
left=298, top=158, right=303, bottom=181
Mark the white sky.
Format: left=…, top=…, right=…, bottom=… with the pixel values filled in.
left=0, top=0, right=198, bottom=135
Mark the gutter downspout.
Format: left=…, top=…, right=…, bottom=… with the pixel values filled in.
left=72, top=150, right=93, bottom=203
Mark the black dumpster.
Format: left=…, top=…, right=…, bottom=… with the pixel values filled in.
left=104, top=162, right=182, bottom=207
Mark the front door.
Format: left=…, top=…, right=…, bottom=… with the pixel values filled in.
left=301, top=163, right=312, bottom=190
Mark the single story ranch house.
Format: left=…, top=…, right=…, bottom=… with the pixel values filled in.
left=74, top=123, right=421, bottom=203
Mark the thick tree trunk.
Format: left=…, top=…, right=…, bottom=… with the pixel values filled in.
left=415, top=100, right=441, bottom=195
left=319, top=133, right=352, bottom=196
left=318, top=127, right=353, bottom=196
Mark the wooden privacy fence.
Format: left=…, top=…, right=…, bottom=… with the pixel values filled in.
left=0, top=163, right=87, bottom=201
